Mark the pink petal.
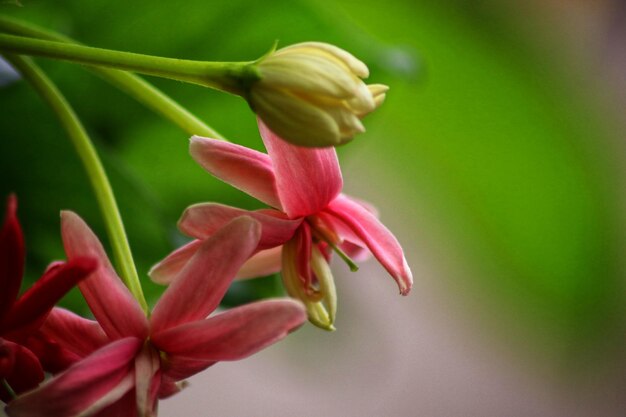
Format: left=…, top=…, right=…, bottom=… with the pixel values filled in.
left=190, top=136, right=282, bottom=209
left=151, top=299, right=306, bottom=362
left=61, top=211, right=149, bottom=340
left=160, top=356, right=214, bottom=383
left=148, top=240, right=202, bottom=285
left=1, top=257, right=97, bottom=336
left=179, top=203, right=301, bottom=249
left=150, top=217, right=261, bottom=333
left=5, top=337, right=141, bottom=417
left=0, top=339, right=44, bottom=401
left=38, top=308, right=109, bottom=360
left=150, top=241, right=285, bottom=285
left=259, top=120, right=343, bottom=218
left=0, top=194, right=24, bottom=320
left=339, top=240, right=370, bottom=262
left=316, top=211, right=370, bottom=261
left=236, top=246, right=282, bottom=279
left=325, top=195, right=413, bottom=295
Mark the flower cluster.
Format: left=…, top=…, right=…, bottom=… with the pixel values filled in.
left=1, top=31, right=412, bottom=417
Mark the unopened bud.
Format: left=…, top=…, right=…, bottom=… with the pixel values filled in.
left=248, top=42, right=388, bottom=147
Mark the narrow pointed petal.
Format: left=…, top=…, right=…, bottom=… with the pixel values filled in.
left=0, top=195, right=24, bottom=319
left=259, top=120, right=343, bottom=218
left=236, top=246, right=282, bottom=279
left=1, top=258, right=97, bottom=336
left=179, top=203, right=301, bottom=249
left=5, top=337, right=141, bottom=417
left=151, top=299, right=306, bottom=362
left=61, top=211, right=149, bottom=340
left=190, top=136, right=282, bottom=209
left=161, top=356, right=214, bottom=383
left=38, top=308, right=109, bottom=359
left=150, top=238, right=284, bottom=287
left=0, top=340, right=44, bottom=400
left=326, top=195, right=413, bottom=295
left=150, top=217, right=261, bottom=333
left=148, top=239, right=202, bottom=285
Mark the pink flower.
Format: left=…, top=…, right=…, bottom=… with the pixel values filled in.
left=5, top=213, right=306, bottom=416
left=0, top=196, right=96, bottom=403
left=150, top=121, right=412, bottom=329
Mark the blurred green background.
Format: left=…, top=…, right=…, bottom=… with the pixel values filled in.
left=1, top=0, right=625, bottom=410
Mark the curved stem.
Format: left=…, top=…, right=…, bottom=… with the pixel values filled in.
left=5, top=53, right=148, bottom=312
left=1, top=378, right=16, bottom=400
left=0, top=16, right=224, bottom=139
left=0, top=33, right=258, bottom=94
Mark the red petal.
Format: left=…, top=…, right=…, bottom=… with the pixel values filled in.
left=294, top=223, right=313, bottom=290
left=0, top=195, right=24, bottom=320
left=179, top=203, right=301, bottom=249
left=61, top=211, right=149, bottom=340
left=152, top=299, right=306, bottom=362
left=0, top=339, right=44, bottom=400
left=148, top=239, right=202, bottom=285
left=325, top=195, right=413, bottom=295
left=190, top=136, right=282, bottom=209
left=5, top=337, right=141, bottom=417
left=1, top=257, right=97, bottom=336
left=38, top=307, right=109, bottom=360
left=161, top=356, right=214, bottom=383
left=259, top=120, right=343, bottom=218
left=22, top=332, right=79, bottom=374
left=150, top=217, right=261, bottom=333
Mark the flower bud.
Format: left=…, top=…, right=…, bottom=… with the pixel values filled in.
left=248, top=42, right=388, bottom=147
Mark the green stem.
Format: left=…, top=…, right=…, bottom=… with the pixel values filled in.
left=0, top=16, right=223, bottom=139
left=1, top=378, right=16, bottom=401
left=5, top=53, right=148, bottom=312
left=0, top=33, right=258, bottom=95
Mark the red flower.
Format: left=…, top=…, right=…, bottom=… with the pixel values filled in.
left=6, top=213, right=305, bottom=416
left=0, top=196, right=96, bottom=403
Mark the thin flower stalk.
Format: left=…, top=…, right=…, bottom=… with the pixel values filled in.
left=4, top=54, right=147, bottom=311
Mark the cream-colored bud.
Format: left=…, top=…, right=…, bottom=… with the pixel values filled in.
left=249, top=42, right=388, bottom=147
